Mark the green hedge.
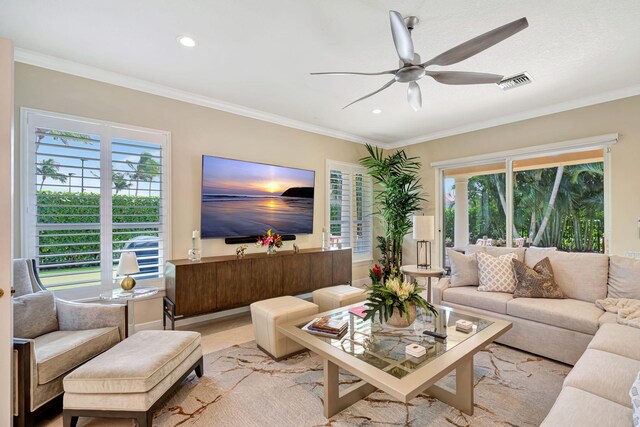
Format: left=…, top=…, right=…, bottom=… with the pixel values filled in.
left=37, top=191, right=161, bottom=266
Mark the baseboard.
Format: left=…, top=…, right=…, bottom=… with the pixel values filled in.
left=133, top=291, right=316, bottom=331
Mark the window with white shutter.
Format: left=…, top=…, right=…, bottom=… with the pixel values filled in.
left=21, top=109, right=170, bottom=300
left=327, top=161, right=373, bottom=262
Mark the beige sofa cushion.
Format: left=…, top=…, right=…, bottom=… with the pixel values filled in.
left=447, top=249, right=478, bottom=287
left=564, top=348, right=640, bottom=408
left=64, top=330, right=201, bottom=394
left=312, top=285, right=367, bottom=312
left=35, top=327, right=120, bottom=385
left=540, top=386, right=632, bottom=427
left=442, top=287, right=513, bottom=314
left=525, top=250, right=608, bottom=303
left=608, top=255, right=640, bottom=299
left=465, top=245, right=525, bottom=261
left=598, top=311, right=617, bottom=326
left=506, top=298, right=603, bottom=335
left=588, top=323, right=640, bottom=361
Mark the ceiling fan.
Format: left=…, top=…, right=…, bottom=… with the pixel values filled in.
left=311, top=11, right=528, bottom=111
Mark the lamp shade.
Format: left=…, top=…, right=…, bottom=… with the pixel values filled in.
left=413, top=215, right=435, bottom=241
left=117, top=251, right=139, bottom=276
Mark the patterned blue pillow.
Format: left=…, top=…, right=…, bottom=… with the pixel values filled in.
left=632, top=371, right=640, bottom=427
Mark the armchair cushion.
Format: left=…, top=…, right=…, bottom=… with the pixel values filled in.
left=35, top=327, right=120, bottom=385
left=13, top=259, right=40, bottom=297
left=57, top=299, right=127, bottom=340
left=13, top=291, right=58, bottom=339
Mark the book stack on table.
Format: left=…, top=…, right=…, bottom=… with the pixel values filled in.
left=303, top=316, right=348, bottom=339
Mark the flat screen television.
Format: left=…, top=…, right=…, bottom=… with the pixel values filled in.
left=201, top=156, right=315, bottom=238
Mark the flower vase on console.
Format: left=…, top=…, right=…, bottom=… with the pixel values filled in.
left=256, top=228, right=283, bottom=255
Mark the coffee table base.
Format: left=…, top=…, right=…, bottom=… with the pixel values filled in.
left=322, top=357, right=474, bottom=418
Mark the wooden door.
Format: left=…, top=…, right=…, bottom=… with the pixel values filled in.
left=216, top=259, right=252, bottom=309
left=282, top=254, right=312, bottom=295
left=175, top=263, right=217, bottom=316
left=251, top=257, right=283, bottom=301
left=310, top=251, right=333, bottom=290
left=332, top=250, right=352, bottom=285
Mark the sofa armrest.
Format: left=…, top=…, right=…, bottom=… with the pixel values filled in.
left=56, top=299, right=127, bottom=340
left=13, top=338, right=36, bottom=416
left=433, top=277, right=451, bottom=306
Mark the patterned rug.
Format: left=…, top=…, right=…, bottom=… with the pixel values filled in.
left=77, top=342, right=570, bottom=427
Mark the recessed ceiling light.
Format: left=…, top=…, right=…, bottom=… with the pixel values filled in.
left=177, top=35, right=197, bottom=48
left=371, top=109, right=382, bottom=114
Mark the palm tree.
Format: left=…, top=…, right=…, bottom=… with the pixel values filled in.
left=36, top=158, right=67, bottom=191
left=127, top=153, right=160, bottom=197
left=112, top=172, right=130, bottom=195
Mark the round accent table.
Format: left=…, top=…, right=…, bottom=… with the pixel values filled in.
left=399, top=266, right=445, bottom=304
left=99, top=286, right=159, bottom=336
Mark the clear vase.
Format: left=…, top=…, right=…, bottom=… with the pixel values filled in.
left=266, top=246, right=277, bottom=255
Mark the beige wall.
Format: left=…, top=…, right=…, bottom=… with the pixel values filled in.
left=13, top=63, right=373, bottom=325
left=401, top=95, right=640, bottom=266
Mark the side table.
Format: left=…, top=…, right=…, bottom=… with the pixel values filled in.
left=99, top=286, right=159, bottom=336
left=399, top=265, right=445, bottom=303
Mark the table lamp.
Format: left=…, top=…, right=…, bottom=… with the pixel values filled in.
left=117, top=251, right=140, bottom=291
left=413, top=215, right=435, bottom=269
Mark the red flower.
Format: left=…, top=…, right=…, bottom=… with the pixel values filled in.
left=372, top=264, right=383, bottom=280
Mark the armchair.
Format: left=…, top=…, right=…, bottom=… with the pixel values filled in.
left=12, top=259, right=127, bottom=427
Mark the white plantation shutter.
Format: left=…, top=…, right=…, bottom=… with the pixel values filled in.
left=327, top=161, right=373, bottom=261
left=22, top=110, right=170, bottom=300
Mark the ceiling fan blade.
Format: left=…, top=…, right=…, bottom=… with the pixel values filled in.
left=407, top=82, right=422, bottom=111
left=343, top=79, right=396, bottom=109
left=422, top=17, right=528, bottom=67
left=310, top=69, right=397, bottom=76
left=426, top=70, right=503, bottom=85
left=389, top=10, right=415, bottom=64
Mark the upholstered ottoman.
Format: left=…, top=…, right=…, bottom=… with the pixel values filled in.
left=250, top=296, right=318, bottom=360
left=62, top=330, right=203, bottom=427
left=312, top=285, right=368, bottom=312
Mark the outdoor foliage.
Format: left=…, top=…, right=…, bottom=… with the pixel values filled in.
left=37, top=191, right=160, bottom=265
left=445, top=162, right=604, bottom=252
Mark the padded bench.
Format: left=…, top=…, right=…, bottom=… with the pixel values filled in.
left=312, top=285, right=368, bottom=312
left=62, top=330, right=203, bottom=427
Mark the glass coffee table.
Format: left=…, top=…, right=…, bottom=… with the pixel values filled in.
left=279, top=304, right=511, bottom=417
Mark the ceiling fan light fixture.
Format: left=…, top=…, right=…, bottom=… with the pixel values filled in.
left=177, top=35, right=197, bottom=48
left=371, top=108, right=382, bottom=114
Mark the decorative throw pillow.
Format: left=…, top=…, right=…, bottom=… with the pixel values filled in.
left=477, top=252, right=517, bottom=293
left=512, top=257, right=565, bottom=299
left=13, top=290, right=58, bottom=339
left=632, top=371, right=640, bottom=427
left=447, top=249, right=478, bottom=287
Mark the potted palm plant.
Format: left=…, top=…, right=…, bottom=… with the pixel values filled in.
left=360, top=144, right=426, bottom=279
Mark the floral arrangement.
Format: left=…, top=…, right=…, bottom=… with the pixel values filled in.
left=256, top=229, right=283, bottom=254
left=364, top=265, right=437, bottom=324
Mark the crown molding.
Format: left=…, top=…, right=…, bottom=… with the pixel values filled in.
left=13, top=48, right=388, bottom=147
left=387, top=84, right=640, bottom=149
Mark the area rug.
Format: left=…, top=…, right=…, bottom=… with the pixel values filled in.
left=77, top=341, right=570, bottom=427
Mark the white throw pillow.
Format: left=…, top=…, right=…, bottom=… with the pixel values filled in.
left=632, top=371, right=640, bottom=427
left=447, top=249, right=478, bottom=287
left=477, top=252, right=517, bottom=293
left=465, top=245, right=526, bottom=262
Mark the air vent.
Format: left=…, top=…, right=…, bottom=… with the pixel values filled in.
left=497, top=72, right=532, bottom=90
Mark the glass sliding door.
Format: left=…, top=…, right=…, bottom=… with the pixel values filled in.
left=513, top=149, right=605, bottom=252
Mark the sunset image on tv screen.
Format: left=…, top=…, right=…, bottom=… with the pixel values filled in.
left=201, top=156, right=315, bottom=238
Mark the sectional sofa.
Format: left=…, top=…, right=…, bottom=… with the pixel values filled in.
left=433, top=246, right=640, bottom=426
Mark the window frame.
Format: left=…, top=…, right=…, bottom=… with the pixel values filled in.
left=326, top=160, right=373, bottom=263
left=20, top=108, right=172, bottom=301
left=433, top=133, right=617, bottom=268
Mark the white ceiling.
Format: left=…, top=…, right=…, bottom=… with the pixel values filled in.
left=2, top=0, right=640, bottom=147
